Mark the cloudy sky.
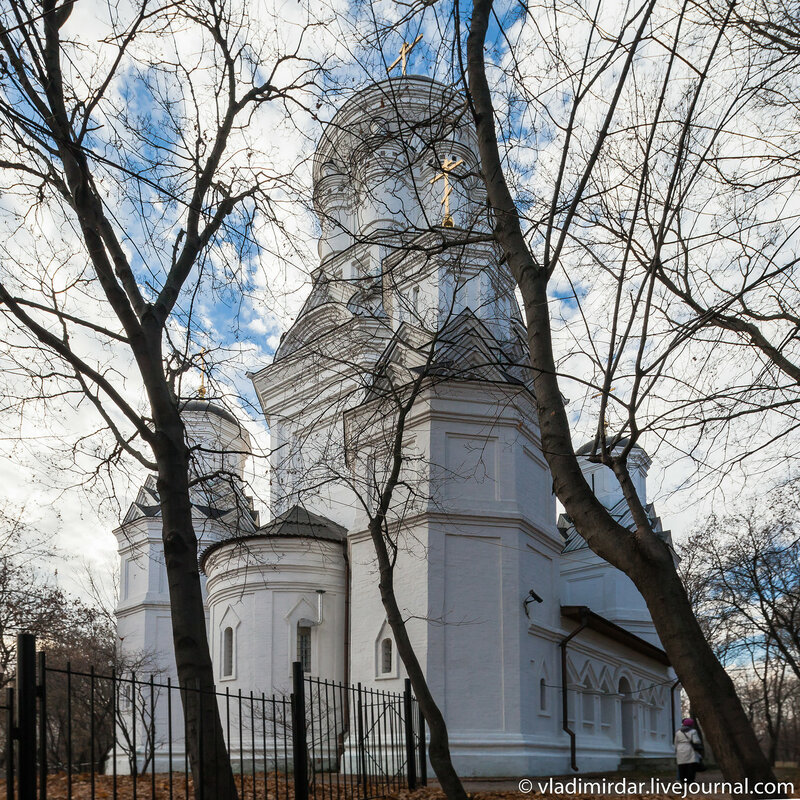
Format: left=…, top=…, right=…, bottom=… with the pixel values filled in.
left=0, top=0, right=797, bottom=601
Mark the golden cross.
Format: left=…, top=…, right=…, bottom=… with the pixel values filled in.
left=198, top=348, right=207, bottom=399
left=388, top=34, right=423, bottom=76
left=429, top=156, right=464, bottom=228
left=591, top=387, right=616, bottom=429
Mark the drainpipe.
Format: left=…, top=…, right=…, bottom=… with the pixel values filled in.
left=343, top=548, right=351, bottom=689
left=560, top=607, right=589, bottom=772
left=341, top=545, right=351, bottom=755
left=670, top=679, right=681, bottom=736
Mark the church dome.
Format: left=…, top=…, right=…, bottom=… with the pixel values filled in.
left=575, top=436, right=649, bottom=460
left=180, top=398, right=252, bottom=489
left=181, top=398, right=239, bottom=426
left=312, top=75, right=483, bottom=260
left=313, top=75, right=468, bottom=188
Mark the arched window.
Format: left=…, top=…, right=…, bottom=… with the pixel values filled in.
left=297, top=624, right=312, bottom=673
left=222, top=626, right=234, bottom=678
left=381, top=638, right=393, bottom=674
left=540, top=678, right=548, bottom=712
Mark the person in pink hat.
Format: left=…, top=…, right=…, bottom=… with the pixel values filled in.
left=674, top=718, right=703, bottom=783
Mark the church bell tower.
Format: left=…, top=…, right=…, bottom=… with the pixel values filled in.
left=251, top=75, right=562, bottom=777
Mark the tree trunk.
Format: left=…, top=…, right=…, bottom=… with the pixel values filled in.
left=154, top=412, right=238, bottom=800
left=466, top=1, right=779, bottom=793
left=368, top=519, right=468, bottom=800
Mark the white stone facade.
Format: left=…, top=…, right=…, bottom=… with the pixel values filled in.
left=115, top=75, right=678, bottom=777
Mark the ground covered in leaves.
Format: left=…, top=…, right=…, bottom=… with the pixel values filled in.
left=2, top=767, right=799, bottom=799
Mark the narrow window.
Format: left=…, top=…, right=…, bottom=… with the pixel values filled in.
left=367, top=453, right=376, bottom=504
left=381, top=638, right=393, bottom=674
left=222, top=626, right=234, bottom=678
left=583, top=692, right=596, bottom=727
left=540, top=678, right=547, bottom=711
left=649, top=705, right=659, bottom=734
left=412, top=286, right=420, bottom=315
left=298, top=625, right=312, bottom=673
left=601, top=693, right=614, bottom=728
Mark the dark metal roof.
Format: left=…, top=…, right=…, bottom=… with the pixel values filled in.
left=121, top=471, right=259, bottom=530
left=575, top=436, right=648, bottom=458
left=561, top=605, right=670, bottom=666
left=257, top=505, right=347, bottom=542
left=199, top=505, right=347, bottom=572
left=182, top=399, right=239, bottom=426
left=557, top=499, right=672, bottom=555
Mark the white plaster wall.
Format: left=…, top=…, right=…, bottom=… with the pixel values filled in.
left=343, top=376, right=674, bottom=777
left=114, top=518, right=185, bottom=773
left=380, top=240, right=519, bottom=341
left=345, top=380, right=573, bottom=777
left=116, top=518, right=176, bottom=669
left=561, top=446, right=665, bottom=646
left=347, top=525, right=429, bottom=692
left=532, top=630, right=676, bottom=774
left=253, top=313, right=391, bottom=530
left=560, top=553, right=662, bottom=646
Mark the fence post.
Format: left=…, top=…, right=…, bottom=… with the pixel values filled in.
left=37, top=651, right=46, bottom=800
left=16, top=634, right=36, bottom=800
left=356, top=683, right=367, bottom=797
left=291, top=662, right=309, bottom=800
left=403, top=680, right=417, bottom=791
left=6, top=687, right=15, bottom=800
left=417, top=704, right=427, bottom=786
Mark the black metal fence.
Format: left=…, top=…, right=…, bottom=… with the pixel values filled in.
left=1, top=635, right=427, bottom=800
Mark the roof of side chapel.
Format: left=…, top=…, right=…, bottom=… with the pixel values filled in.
left=557, top=496, right=673, bottom=554
left=121, top=473, right=260, bottom=533
left=198, top=505, right=347, bottom=573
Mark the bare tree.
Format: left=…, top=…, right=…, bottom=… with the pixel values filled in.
left=680, top=485, right=800, bottom=765
left=0, top=501, right=143, bottom=774
left=680, top=484, right=800, bottom=682
left=463, top=0, right=789, bottom=788
left=742, top=639, right=789, bottom=767
left=0, top=0, right=326, bottom=793
left=0, top=502, right=67, bottom=685
left=255, top=72, right=529, bottom=794
left=729, top=0, right=800, bottom=56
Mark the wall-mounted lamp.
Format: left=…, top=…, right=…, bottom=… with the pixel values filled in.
left=524, top=589, right=544, bottom=618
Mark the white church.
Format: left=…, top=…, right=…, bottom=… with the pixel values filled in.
left=115, top=74, right=679, bottom=777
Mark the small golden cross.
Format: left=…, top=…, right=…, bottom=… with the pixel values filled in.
left=429, top=156, right=464, bottom=228
left=388, top=34, right=423, bottom=76
left=198, top=348, right=207, bottom=399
